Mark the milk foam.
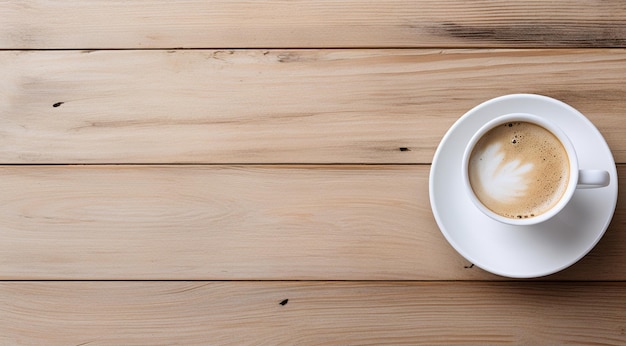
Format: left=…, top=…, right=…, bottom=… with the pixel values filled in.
left=468, top=121, right=569, bottom=219
left=473, top=143, right=534, bottom=203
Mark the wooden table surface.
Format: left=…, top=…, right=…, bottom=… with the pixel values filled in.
left=2, top=1, right=626, bottom=344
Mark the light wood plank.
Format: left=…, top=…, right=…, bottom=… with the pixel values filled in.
left=1, top=1, right=625, bottom=48
left=1, top=165, right=624, bottom=280
left=1, top=281, right=625, bottom=345
left=2, top=49, right=626, bottom=164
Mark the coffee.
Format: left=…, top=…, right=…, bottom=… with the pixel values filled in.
left=468, top=121, right=570, bottom=219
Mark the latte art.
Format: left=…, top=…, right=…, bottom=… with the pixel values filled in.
left=468, top=121, right=570, bottom=219
left=473, top=142, right=534, bottom=203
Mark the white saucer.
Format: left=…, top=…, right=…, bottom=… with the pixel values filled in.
left=429, top=94, right=618, bottom=278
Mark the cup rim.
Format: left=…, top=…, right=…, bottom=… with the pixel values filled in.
left=462, top=113, right=579, bottom=226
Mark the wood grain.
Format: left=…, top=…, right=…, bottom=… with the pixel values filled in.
left=1, top=164, right=623, bottom=280
left=3, top=1, right=625, bottom=344
left=1, top=281, right=625, bottom=345
left=2, top=49, right=626, bottom=164
left=1, top=0, right=625, bottom=48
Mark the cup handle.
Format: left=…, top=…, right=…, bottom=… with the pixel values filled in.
left=577, top=169, right=610, bottom=189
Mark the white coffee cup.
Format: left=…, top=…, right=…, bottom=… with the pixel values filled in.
left=462, top=113, right=609, bottom=226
